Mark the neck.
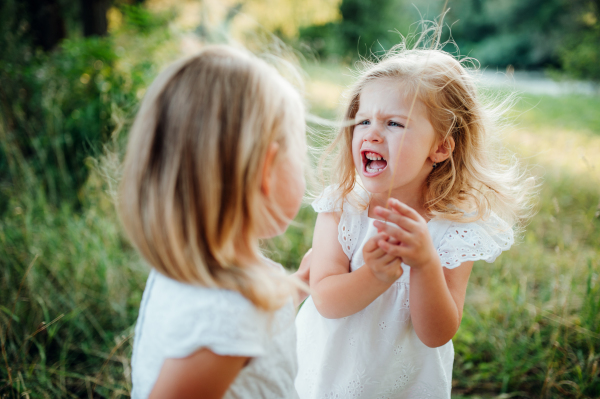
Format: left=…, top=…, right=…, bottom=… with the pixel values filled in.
left=369, top=182, right=429, bottom=220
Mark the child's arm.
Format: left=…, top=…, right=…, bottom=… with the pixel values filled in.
left=310, top=211, right=404, bottom=319
left=373, top=199, right=474, bottom=348
left=149, top=349, right=248, bottom=399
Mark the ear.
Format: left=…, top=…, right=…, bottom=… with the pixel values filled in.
left=261, top=142, right=280, bottom=196
left=430, top=136, right=455, bottom=164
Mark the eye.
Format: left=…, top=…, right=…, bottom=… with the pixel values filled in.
left=388, top=120, right=405, bottom=128
left=357, top=119, right=370, bottom=126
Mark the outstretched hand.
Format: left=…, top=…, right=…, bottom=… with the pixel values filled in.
left=372, top=198, right=438, bottom=270
left=292, top=248, right=312, bottom=305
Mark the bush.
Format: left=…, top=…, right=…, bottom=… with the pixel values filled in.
left=0, top=2, right=158, bottom=213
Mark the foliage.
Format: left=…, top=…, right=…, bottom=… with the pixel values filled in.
left=559, top=1, right=600, bottom=81
left=298, top=0, right=600, bottom=80
left=298, top=0, right=415, bottom=60
left=0, top=1, right=159, bottom=212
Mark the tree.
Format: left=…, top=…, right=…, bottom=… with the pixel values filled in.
left=23, top=0, right=67, bottom=51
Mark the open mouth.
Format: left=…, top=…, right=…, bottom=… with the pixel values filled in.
left=362, top=151, right=388, bottom=176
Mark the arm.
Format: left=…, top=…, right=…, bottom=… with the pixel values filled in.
left=409, top=259, right=473, bottom=347
left=373, top=199, right=473, bottom=348
left=310, top=212, right=404, bottom=319
left=149, top=348, right=248, bottom=399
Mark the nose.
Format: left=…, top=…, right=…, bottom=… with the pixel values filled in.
left=363, top=123, right=383, bottom=143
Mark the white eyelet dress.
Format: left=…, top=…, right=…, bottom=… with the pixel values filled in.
left=295, top=186, right=514, bottom=399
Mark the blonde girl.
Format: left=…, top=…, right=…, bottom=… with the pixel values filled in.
left=295, top=41, right=535, bottom=398
left=119, top=45, right=308, bottom=399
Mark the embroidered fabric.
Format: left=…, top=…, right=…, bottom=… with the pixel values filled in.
left=312, top=185, right=370, bottom=260
left=131, top=270, right=298, bottom=399
left=437, top=213, right=514, bottom=268
left=297, top=186, right=513, bottom=399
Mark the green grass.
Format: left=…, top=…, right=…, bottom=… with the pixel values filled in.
left=1, top=49, right=599, bottom=399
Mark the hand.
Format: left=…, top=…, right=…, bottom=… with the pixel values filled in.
left=295, top=248, right=311, bottom=286
left=363, top=232, right=403, bottom=284
left=292, top=248, right=311, bottom=304
left=373, top=198, right=438, bottom=270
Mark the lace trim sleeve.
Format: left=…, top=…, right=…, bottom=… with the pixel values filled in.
left=311, top=185, right=366, bottom=260
left=337, top=209, right=363, bottom=259
left=437, top=212, right=514, bottom=269
left=311, top=185, right=342, bottom=213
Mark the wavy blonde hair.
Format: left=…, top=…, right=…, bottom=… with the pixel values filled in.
left=119, top=45, right=305, bottom=311
left=324, top=37, right=536, bottom=231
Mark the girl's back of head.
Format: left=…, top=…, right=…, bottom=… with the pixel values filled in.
left=327, top=28, right=536, bottom=231
left=119, top=45, right=305, bottom=311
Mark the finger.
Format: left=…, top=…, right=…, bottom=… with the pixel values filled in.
left=387, top=198, right=424, bottom=223
left=378, top=239, right=406, bottom=259
left=373, top=220, right=411, bottom=243
left=373, top=206, right=418, bottom=232
left=363, top=232, right=389, bottom=253
left=387, top=236, right=399, bottom=245
left=384, top=258, right=404, bottom=278
left=376, top=242, right=398, bottom=264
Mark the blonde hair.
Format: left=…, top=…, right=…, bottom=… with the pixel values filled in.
left=324, top=34, right=536, bottom=231
left=119, top=45, right=305, bottom=311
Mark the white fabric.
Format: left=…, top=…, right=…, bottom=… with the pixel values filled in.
left=131, top=269, right=298, bottom=399
left=296, top=186, right=513, bottom=399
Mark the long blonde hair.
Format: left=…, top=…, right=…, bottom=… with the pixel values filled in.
left=324, top=39, right=536, bottom=231
left=119, top=45, right=305, bottom=311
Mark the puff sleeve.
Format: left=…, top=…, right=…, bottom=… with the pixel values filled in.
left=311, top=185, right=367, bottom=260
left=436, top=212, right=514, bottom=269
left=141, top=273, right=269, bottom=360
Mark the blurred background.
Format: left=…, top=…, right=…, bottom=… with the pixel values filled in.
left=0, top=0, right=599, bottom=398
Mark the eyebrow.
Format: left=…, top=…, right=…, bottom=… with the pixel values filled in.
left=355, top=112, right=412, bottom=122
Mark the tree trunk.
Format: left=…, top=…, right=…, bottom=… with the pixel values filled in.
left=81, top=0, right=111, bottom=37
left=23, top=0, right=66, bottom=51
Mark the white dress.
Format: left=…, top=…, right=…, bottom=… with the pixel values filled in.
left=131, top=268, right=298, bottom=399
left=295, top=186, right=513, bottom=399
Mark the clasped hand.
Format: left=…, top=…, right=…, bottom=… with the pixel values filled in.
left=362, top=198, right=438, bottom=284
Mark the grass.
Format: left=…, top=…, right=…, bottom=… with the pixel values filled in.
left=1, top=48, right=599, bottom=399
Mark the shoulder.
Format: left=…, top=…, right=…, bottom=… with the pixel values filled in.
left=141, top=271, right=270, bottom=359
left=311, top=184, right=370, bottom=215
left=433, top=212, right=514, bottom=269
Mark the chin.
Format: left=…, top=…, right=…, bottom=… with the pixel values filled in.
left=358, top=176, right=390, bottom=194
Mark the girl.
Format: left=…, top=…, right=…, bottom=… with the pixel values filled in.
left=295, top=44, right=535, bottom=398
left=119, top=45, right=308, bottom=399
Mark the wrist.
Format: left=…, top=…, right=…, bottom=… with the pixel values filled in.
left=411, top=256, right=441, bottom=274
left=364, top=262, right=397, bottom=286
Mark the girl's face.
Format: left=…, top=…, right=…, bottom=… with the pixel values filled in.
left=261, top=136, right=306, bottom=238
left=352, top=78, right=437, bottom=197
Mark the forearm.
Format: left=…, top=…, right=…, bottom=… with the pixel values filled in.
left=409, top=261, right=461, bottom=347
left=312, top=265, right=393, bottom=319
